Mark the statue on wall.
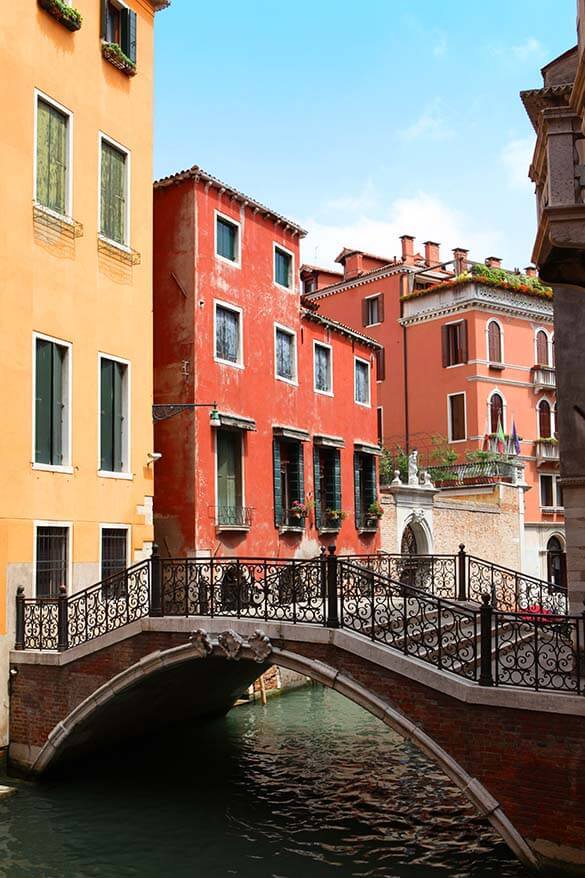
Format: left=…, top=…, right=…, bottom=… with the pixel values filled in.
left=407, top=449, right=419, bottom=486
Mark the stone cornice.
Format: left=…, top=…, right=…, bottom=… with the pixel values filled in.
left=306, top=264, right=411, bottom=301
left=401, top=282, right=553, bottom=326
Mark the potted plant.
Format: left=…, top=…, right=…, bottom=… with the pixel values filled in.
left=325, top=509, right=346, bottom=527
left=38, top=0, right=82, bottom=31
left=365, top=499, right=383, bottom=527
left=289, top=500, right=308, bottom=521
left=102, top=41, right=137, bottom=76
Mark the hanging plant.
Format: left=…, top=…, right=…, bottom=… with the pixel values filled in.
left=38, top=0, right=82, bottom=31
left=102, top=41, right=137, bottom=76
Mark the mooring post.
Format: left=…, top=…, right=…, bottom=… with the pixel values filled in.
left=14, top=587, right=25, bottom=651
left=479, top=594, right=494, bottom=686
left=326, top=544, right=339, bottom=629
left=150, top=543, right=162, bottom=617
left=57, top=585, right=68, bottom=652
left=457, top=543, right=467, bottom=601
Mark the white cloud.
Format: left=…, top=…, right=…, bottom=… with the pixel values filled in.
left=399, top=99, right=453, bottom=142
left=511, top=37, right=544, bottom=60
left=500, top=137, right=535, bottom=190
left=432, top=31, right=448, bottom=58
left=326, top=179, right=378, bottom=213
left=300, top=192, right=502, bottom=271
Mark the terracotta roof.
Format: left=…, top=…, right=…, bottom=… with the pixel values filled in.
left=334, top=247, right=395, bottom=265
left=306, top=262, right=411, bottom=301
left=520, top=83, right=573, bottom=129
left=151, top=0, right=171, bottom=9
left=301, top=263, right=343, bottom=275
left=154, top=165, right=307, bottom=236
left=301, top=309, right=382, bottom=350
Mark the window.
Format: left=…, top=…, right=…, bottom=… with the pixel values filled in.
left=303, top=278, right=315, bottom=294
left=538, top=399, right=552, bottom=438
left=354, top=358, right=370, bottom=406
left=363, top=294, right=384, bottom=326
left=275, top=326, right=297, bottom=383
left=536, top=330, right=550, bottom=366
left=448, top=393, right=466, bottom=441
left=34, top=336, right=70, bottom=468
left=487, top=321, right=503, bottom=364
left=217, top=429, right=246, bottom=526
left=489, top=392, right=504, bottom=434
left=101, top=527, right=128, bottom=596
left=99, top=356, right=129, bottom=474
left=102, top=1, right=137, bottom=64
left=540, top=475, right=562, bottom=509
left=354, top=452, right=377, bottom=529
left=274, top=245, right=293, bottom=289
left=36, top=96, right=70, bottom=216
left=273, top=439, right=304, bottom=527
left=375, top=348, right=385, bottom=381
left=100, top=136, right=129, bottom=246
left=442, top=320, right=468, bottom=367
left=216, top=214, right=239, bottom=264
left=215, top=302, right=242, bottom=366
left=313, top=446, right=342, bottom=529
left=314, top=342, right=332, bottom=394
left=36, top=525, right=69, bottom=598
left=547, top=535, right=566, bottom=588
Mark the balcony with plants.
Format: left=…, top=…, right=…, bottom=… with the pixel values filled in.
left=38, top=0, right=82, bottom=31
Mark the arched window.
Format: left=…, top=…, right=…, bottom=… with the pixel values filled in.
left=489, top=392, right=504, bottom=434
left=547, top=535, right=566, bottom=589
left=536, top=330, right=549, bottom=366
left=538, top=399, right=552, bottom=438
left=488, top=321, right=502, bottom=364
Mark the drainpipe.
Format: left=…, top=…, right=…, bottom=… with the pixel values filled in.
left=400, top=272, right=410, bottom=454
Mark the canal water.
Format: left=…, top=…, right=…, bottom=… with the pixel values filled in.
left=0, top=684, right=532, bottom=878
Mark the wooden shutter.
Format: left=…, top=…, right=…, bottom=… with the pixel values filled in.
left=35, top=340, right=52, bottom=464
left=100, top=0, right=108, bottom=38
left=460, top=320, right=468, bottom=363
left=36, top=101, right=50, bottom=208
left=362, top=298, right=369, bottom=327
left=121, top=8, right=137, bottom=63
left=297, top=443, right=305, bottom=504
left=366, top=455, right=376, bottom=507
left=100, top=359, right=114, bottom=471
left=313, top=447, right=321, bottom=527
left=450, top=394, right=465, bottom=441
left=101, top=141, right=126, bottom=244
left=37, top=101, right=67, bottom=214
left=354, top=452, right=361, bottom=528
left=51, top=345, right=64, bottom=465
left=539, top=401, right=551, bottom=438
left=113, top=362, right=124, bottom=471
left=536, top=331, right=549, bottom=366
left=441, top=325, right=449, bottom=367
left=273, top=439, right=283, bottom=526
left=333, top=451, right=342, bottom=512
left=376, top=348, right=385, bottom=381
left=100, top=143, right=110, bottom=238
left=378, top=294, right=385, bottom=323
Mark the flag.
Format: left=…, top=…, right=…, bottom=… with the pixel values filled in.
left=496, top=417, right=506, bottom=455
left=511, top=420, right=521, bottom=456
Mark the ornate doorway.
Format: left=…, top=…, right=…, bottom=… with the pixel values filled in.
left=401, top=524, right=418, bottom=555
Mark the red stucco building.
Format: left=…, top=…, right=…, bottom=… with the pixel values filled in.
left=304, top=236, right=563, bottom=583
left=153, top=167, right=382, bottom=559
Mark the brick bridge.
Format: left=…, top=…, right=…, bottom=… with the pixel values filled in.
left=9, top=549, right=585, bottom=873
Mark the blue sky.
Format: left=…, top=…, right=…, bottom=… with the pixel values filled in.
left=154, top=1, right=574, bottom=270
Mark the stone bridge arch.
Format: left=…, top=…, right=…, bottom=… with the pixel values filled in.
left=11, top=623, right=546, bottom=870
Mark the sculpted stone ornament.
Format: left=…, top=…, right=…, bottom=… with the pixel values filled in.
left=391, top=469, right=402, bottom=486
left=217, top=629, right=244, bottom=660
left=189, top=629, right=212, bottom=658
left=407, top=450, right=419, bottom=486
left=248, top=630, right=272, bottom=663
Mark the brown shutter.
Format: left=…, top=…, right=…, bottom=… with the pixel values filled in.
left=378, top=294, right=385, bottom=323
left=376, top=348, right=385, bottom=381
left=451, top=394, right=465, bottom=441
left=441, top=325, right=449, bottom=367
left=362, top=298, right=368, bottom=327
left=460, top=320, right=468, bottom=363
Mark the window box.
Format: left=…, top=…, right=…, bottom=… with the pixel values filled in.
left=102, top=41, right=136, bottom=76
left=38, top=0, right=82, bottom=31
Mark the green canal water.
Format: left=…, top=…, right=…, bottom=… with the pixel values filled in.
left=0, top=684, right=532, bottom=878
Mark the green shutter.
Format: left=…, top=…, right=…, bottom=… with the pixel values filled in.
left=313, top=446, right=321, bottom=528
left=366, top=455, right=376, bottom=508
left=354, top=452, right=361, bottom=529
left=121, top=8, right=137, bottom=63
left=35, top=340, right=52, bottom=464
left=218, top=432, right=240, bottom=518
left=297, top=443, right=304, bottom=504
left=51, top=345, right=64, bottom=465
left=101, top=141, right=126, bottom=244
left=100, top=0, right=108, bottom=38
left=37, top=100, right=67, bottom=215
left=273, top=439, right=283, bottom=526
left=113, top=362, right=124, bottom=472
left=333, top=451, right=342, bottom=512
left=36, top=101, right=50, bottom=209
left=100, top=359, right=114, bottom=471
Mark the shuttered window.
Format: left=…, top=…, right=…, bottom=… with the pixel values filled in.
left=217, top=430, right=243, bottom=524
left=536, top=330, right=549, bottom=366
left=100, top=358, right=127, bottom=473
left=538, top=400, right=552, bottom=438
left=216, top=216, right=238, bottom=262
left=442, top=321, right=468, bottom=367
left=36, top=98, right=68, bottom=215
left=489, top=393, right=504, bottom=434
left=101, top=528, right=128, bottom=580
left=102, top=1, right=137, bottom=64
left=273, top=439, right=304, bottom=527
left=355, top=359, right=370, bottom=405
left=314, top=343, right=332, bottom=393
left=375, top=348, right=385, bottom=381
left=448, top=393, right=466, bottom=441
left=36, top=526, right=68, bottom=598
left=354, top=452, right=376, bottom=528
left=488, top=321, right=502, bottom=364
left=363, top=295, right=384, bottom=326
left=35, top=338, right=68, bottom=466
left=275, top=328, right=296, bottom=381
left=275, top=247, right=292, bottom=289
left=314, top=446, right=341, bottom=529
left=100, top=139, right=127, bottom=245
left=215, top=304, right=241, bottom=364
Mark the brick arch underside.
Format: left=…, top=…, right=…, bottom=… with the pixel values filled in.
left=27, top=637, right=539, bottom=871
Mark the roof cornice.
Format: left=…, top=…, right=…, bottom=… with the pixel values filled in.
left=306, top=264, right=412, bottom=301
left=301, top=309, right=382, bottom=350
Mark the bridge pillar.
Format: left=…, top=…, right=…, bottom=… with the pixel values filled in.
left=149, top=544, right=162, bottom=617
left=326, top=545, right=339, bottom=628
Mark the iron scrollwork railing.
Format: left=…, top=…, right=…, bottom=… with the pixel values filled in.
left=466, top=555, right=568, bottom=614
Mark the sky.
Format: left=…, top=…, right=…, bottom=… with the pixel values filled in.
left=154, top=0, right=575, bottom=271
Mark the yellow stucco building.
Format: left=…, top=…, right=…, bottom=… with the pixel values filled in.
left=0, top=0, right=169, bottom=747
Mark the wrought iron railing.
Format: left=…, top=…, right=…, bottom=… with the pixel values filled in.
left=216, top=506, right=253, bottom=528
left=15, top=546, right=580, bottom=697
left=428, top=460, right=517, bottom=488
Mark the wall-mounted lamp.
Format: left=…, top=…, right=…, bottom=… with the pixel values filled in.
left=152, top=402, right=220, bottom=425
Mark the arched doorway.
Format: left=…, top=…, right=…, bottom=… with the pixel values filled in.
left=401, top=523, right=418, bottom=555
left=546, top=535, right=566, bottom=589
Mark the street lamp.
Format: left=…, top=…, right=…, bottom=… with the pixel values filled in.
left=152, top=402, right=221, bottom=426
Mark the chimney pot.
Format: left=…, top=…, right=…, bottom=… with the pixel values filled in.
left=524, top=265, right=538, bottom=277
left=485, top=256, right=502, bottom=269
left=423, top=241, right=441, bottom=267
left=452, top=247, right=469, bottom=275
left=400, top=235, right=415, bottom=264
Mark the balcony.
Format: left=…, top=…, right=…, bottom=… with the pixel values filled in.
left=531, top=365, right=556, bottom=392
left=535, top=439, right=560, bottom=465
left=428, top=460, right=518, bottom=488
left=216, top=506, right=253, bottom=531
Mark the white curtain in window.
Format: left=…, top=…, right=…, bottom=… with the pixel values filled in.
left=315, top=346, right=330, bottom=391
left=277, top=331, right=294, bottom=379
left=355, top=361, right=369, bottom=402
left=216, top=307, right=239, bottom=362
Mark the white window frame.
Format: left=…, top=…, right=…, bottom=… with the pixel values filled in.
left=354, top=356, right=371, bottom=407
left=214, top=210, right=241, bottom=268
left=364, top=293, right=382, bottom=327
left=313, top=340, right=333, bottom=396
left=97, top=352, right=132, bottom=480
left=33, top=520, right=73, bottom=598
left=214, top=428, right=246, bottom=526
left=485, top=318, right=504, bottom=364
left=447, top=391, right=467, bottom=443
left=33, top=89, right=74, bottom=221
left=539, top=474, right=562, bottom=510
left=274, top=323, right=298, bottom=386
left=214, top=299, right=244, bottom=369
left=98, top=131, right=131, bottom=250
left=32, top=331, right=73, bottom=474
left=487, top=388, right=507, bottom=434
left=536, top=396, right=556, bottom=438
left=99, top=523, right=131, bottom=579
left=273, top=242, right=295, bottom=292
left=533, top=327, right=553, bottom=367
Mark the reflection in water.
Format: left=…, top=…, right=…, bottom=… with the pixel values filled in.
left=0, top=685, right=531, bottom=878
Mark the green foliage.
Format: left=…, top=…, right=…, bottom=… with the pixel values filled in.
left=367, top=499, right=384, bottom=518
left=465, top=449, right=500, bottom=463
left=40, top=0, right=82, bottom=28
left=470, top=263, right=552, bottom=296
left=380, top=435, right=456, bottom=484
left=102, top=41, right=136, bottom=72
left=380, top=446, right=408, bottom=484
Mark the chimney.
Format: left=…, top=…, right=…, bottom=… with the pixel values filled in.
left=423, top=241, right=440, bottom=267
left=452, top=248, right=469, bottom=275
left=485, top=256, right=502, bottom=269
left=525, top=265, right=538, bottom=277
left=400, top=235, right=415, bottom=264
left=343, top=251, right=363, bottom=280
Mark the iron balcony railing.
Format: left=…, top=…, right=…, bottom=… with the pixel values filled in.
left=15, top=546, right=578, bottom=696
left=216, top=506, right=254, bottom=528
left=427, top=460, right=518, bottom=488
